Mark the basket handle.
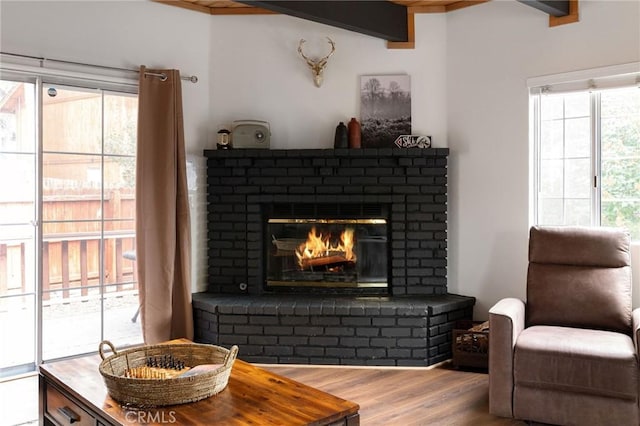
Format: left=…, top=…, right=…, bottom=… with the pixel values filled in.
left=223, top=345, right=239, bottom=367
left=99, top=340, right=118, bottom=360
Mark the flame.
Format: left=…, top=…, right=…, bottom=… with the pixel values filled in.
left=295, top=227, right=356, bottom=268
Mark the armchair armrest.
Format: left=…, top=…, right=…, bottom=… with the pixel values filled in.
left=488, top=298, right=526, bottom=418
left=632, top=308, right=640, bottom=356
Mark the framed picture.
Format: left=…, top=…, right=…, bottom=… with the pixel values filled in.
left=360, top=74, right=411, bottom=148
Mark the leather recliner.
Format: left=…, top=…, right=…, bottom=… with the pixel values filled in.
left=489, top=226, right=639, bottom=426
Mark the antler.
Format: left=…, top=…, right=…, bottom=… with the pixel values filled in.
left=298, top=39, right=316, bottom=68
left=298, top=37, right=336, bottom=87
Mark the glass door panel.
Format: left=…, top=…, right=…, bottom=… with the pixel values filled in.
left=0, top=80, right=37, bottom=376
left=41, top=84, right=141, bottom=361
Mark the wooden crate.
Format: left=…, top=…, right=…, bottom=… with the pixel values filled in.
left=452, top=320, right=489, bottom=369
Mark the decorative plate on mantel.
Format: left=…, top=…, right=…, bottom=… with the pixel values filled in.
left=394, top=135, right=432, bottom=148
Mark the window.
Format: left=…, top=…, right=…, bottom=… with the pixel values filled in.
left=531, top=68, right=640, bottom=240
left=0, top=68, right=141, bottom=376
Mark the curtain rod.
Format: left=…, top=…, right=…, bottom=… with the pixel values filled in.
left=0, top=51, right=198, bottom=83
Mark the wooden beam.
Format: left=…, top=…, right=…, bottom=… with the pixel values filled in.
left=445, top=0, right=490, bottom=13
left=388, top=9, right=415, bottom=49
left=518, top=0, right=570, bottom=17
left=549, top=0, right=579, bottom=27
left=236, top=1, right=409, bottom=42
left=151, top=0, right=212, bottom=15
left=209, top=6, right=276, bottom=15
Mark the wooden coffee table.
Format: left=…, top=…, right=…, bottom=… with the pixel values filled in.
left=39, top=340, right=359, bottom=425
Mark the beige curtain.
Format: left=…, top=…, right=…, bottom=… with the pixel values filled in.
left=136, top=66, right=193, bottom=343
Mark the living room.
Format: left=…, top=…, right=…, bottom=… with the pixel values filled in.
left=1, top=0, right=639, bottom=425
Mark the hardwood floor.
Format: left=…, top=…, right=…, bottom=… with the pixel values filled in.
left=263, top=362, right=526, bottom=426
left=1, top=362, right=525, bottom=426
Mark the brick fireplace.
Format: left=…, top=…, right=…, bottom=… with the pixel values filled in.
left=194, top=148, right=475, bottom=366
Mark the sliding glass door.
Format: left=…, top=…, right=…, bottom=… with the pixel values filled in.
left=0, top=75, right=141, bottom=375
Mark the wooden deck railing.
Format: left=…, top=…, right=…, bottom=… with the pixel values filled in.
left=0, top=232, right=137, bottom=301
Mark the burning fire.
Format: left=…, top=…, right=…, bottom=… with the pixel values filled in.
left=295, top=227, right=356, bottom=269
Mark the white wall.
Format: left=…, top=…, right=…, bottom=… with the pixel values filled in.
left=446, top=0, right=640, bottom=317
left=209, top=13, right=448, bottom=149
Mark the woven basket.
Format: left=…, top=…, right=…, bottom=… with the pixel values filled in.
left=98, top=340, right=238, bottom=407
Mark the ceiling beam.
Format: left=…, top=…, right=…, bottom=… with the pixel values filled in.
left=517, top=0, right=570, bottom=17
left=235, top=1, right=409, bottom=42
left=549, top=0, right=579, bottom=27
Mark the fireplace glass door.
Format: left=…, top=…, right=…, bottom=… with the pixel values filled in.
left=266, top=218, right=388, bottom=292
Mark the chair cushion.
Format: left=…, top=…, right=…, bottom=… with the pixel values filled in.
left=529, top=226, right=630, bottom=267
left=527, top=263, right=632, bottom=333
left=514, top=325, right=638, bottom=400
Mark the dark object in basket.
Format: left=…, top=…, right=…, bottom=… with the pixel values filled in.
left=452, top=320, right=489, bottom=369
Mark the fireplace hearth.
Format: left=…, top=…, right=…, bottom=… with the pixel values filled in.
left=198, top=148, right=475, bottom=366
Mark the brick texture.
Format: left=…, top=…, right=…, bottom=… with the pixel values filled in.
left=194, top=294, right=475, bottom=366
left=205, top=148, right=449, bottom=296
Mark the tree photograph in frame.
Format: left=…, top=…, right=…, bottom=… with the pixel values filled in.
left=360, top=74, right=411, bottom=148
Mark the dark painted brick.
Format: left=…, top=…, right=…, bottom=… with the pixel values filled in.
left=339, top=337, right=370, bottom=347
left=326, top=347, right=356, bottom=358
left=279, top=336, right=309, bottom=346
left=294, top=326, right=324, bottom=336
left=310, top=336, right=339, bottom=346
left=397, top=338, right=426, bottom=348
left=248, top=335, right=278, bottom=345
left=324, top=327, right=355, bottom=336
left=296, top=347, right=325, bottom=357
left=310, top=316, right=341, bottom=326
left=357, top=348, right=387, bottom=358
left=356, top=327, right=380, bottom=337
left=370, top=337, right=397, bottom=347
left=381, top=328, right=411, bottom=337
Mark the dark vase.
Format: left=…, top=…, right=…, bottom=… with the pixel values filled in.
left=348, top=117, right=361, bottom=148
left=334, top=122, right=348, bottom=148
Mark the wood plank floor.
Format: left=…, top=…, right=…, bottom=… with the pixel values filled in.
left=262, top=363, right=526, bottom=426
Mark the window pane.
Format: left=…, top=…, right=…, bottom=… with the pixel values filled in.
left=564, top=92, right=590, bottom=118
left=564, top=117, right=590, bottom=158
left=565, top=158, right=591, bottom=198
left=541, top=95, right=563, bottom=120
left=601, top=87, right=640, bottom=240
left=42, top=86, right=101, bottom=154
left=42, top=290, right=101, bottom=360
left=0, top=225, right=36, bottom=294
left=0, top=81, right=36, bottom=153
left=103, top=291, right=142, bottom=348
left=42, top=236, right=101, bottom=300
left=43, top=153, right=102, bottom=222
left=538, top=198, right=563, bottom=224
left=565, top=198, right=591, bottom=226
left=104, top=93, right=137, bottom=156
left=105, top=155, right=135, bottom=190
left=0, top=153, right=35, bottom=221
left=0, top=294, right=35, bottom=369
left=540, top=119, right=563, bottom=159
left=540, top=159, right=563, bottom=197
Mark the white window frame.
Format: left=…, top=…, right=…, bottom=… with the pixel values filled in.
left=529, top=62, right=640, bottom=233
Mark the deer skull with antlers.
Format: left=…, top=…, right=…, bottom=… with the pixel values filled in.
left=298, top=37, right=335, bottom=88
